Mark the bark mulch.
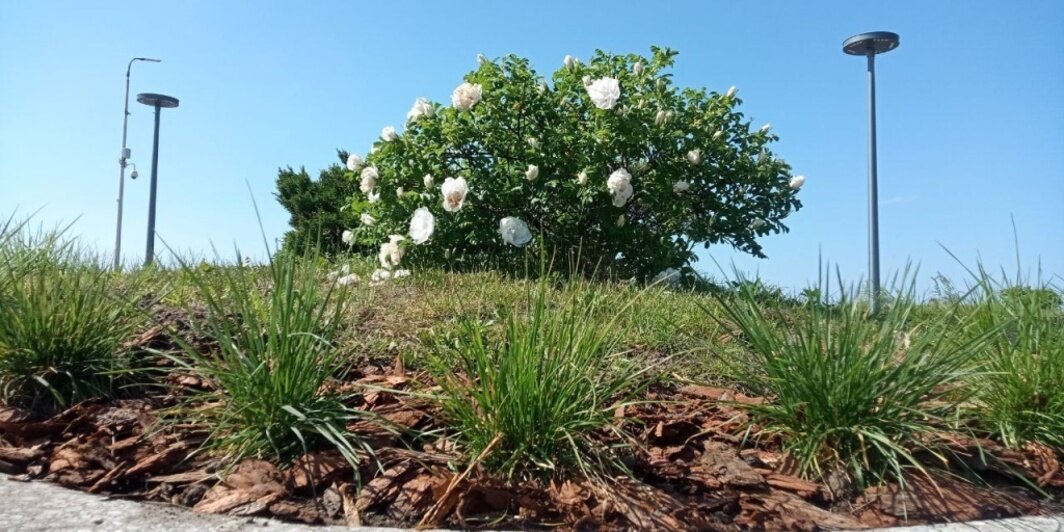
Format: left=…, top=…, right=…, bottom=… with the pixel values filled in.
left=1, top=313, right=1062, bottom=530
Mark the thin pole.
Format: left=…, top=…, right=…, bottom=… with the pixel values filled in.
left=144, top=103, right=162, bottom=266
left=867, top=52, right=881, bottom=314
left=114, top=61, right=134, bottom=270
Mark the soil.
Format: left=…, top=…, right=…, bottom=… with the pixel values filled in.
left=1, top=310, right=1062, bottom=530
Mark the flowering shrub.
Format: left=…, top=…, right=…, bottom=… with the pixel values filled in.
left=343, top=47, right=803, bottom=279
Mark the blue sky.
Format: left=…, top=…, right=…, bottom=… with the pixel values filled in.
left=1, top=1, right=1061, bottom=291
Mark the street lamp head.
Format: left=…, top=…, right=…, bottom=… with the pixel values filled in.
left=843, top=31, right=900, bottom=56
left=136, top=93, right=179, bottom=108
left=135, top=57, right=162, bottom=63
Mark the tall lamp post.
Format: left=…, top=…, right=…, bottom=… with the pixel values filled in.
left=114, top=57, right=161, bottom=270
left=843, top=31, right=899, bottom=314
left=136, top=93, right=179, bottom=266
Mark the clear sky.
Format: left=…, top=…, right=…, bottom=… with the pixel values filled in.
left=1, top=1, right=1061, bottom=292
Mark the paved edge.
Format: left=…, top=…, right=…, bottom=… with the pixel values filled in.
left=848, top=514, right=1064, bottom=532
left=3, top=474, right=1060, bottom=531
left=0, top=475, right=420, bottom=531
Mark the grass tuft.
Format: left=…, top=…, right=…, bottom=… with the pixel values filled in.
left=705, top=267, right=994, bottom=489
left=165, top=246, right=364, bottom=467
left=427, top=277, right=653, bottom=480
left=960, top=265, right=1064, bottom=448
left=0, top=223, right=141, bottom=411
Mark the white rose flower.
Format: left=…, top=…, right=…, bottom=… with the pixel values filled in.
left=341, top=229, right=354, bottom=245
left=396, top=187, right=405, bottom=198
left=360, top=166, right=379, bottom=194
left=655, top=109, right=667, bottom=125
left=616, top=214, right=626, bottom=227
left=586, top=77, right=621, bottom=110
left=673, top=180, right=691, bottom=193
left=408, top=207, right=435, bottom=244
left=381, top=126, right=398, bottom=142
left=789, top=175, right=806, bottom=190
left=406, top=98, right=434, bottom=123
left=369, top=268, right=391, bottom=285
left=760, top=123, right=771, bottom=133
left=346, top=153, right=365, bottom=172
left=726, top=86, right=737, bottom=98
left=713, top=130, right=724, bottom=140
left=368, top=191, right=380, bottom=203
left=606, top=168, right=634, bottom=207
left=451, top=82, right=483, bottom=110
left=441, top=176, right=469, bottom=212
left=527, top=137, right=539, bottom=149
left=499, top=216, right=532, bottom=247
left=525, top=164, right=539, bottom=181
left=563, top=54, right=577, bottom=70
left=576, top=170, right=588, bottom=185
left=651, top=268, right=681, bottom=286
left=633, top=61, right=644, bottom=75
left=337, top=273, right=360, bottom=286
left=423, top=174, right=434, bottom=188
left=361, top=213, right=376, bottom=226
left=687, top=149, right=702, bottom=165
left=378, top=234, right=405, bottom=269
left=666, top=110, right=674, bottom=122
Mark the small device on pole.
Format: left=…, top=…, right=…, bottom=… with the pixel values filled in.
left=114, top=57, right=160, bottom=269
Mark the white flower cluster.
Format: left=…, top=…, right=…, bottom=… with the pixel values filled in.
left=586, top=77, right=621, bottom=110
left=360, top=166, right=379, bottom=195
left=346, top=153, right=365, bottom=172
left=499, top=216, right=532, bottom=247
left=408, top=207, right=434, bottom=244
left=451, top=82, right=483, bottom=110
left=606, top=168, right=634, bottom=207
left=406, top=97, right=434, bottom=123
left=327, top=264, right=360, bottom=287
left=378, top=234, right=405, bottom=269
left=441, top=177, right=468, bottom=212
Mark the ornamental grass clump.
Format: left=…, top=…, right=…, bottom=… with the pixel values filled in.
left=428, top=279, right=653, bottom=479
left=0, top=226, right=141, bottom=411
left=960, top=265, right=1064, bottom=449
left=166, top=248, right=363, bottom=466
left=706, top=268, right=994, bottom=489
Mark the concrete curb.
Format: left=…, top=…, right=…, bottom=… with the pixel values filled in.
left=0, top=475, right=416, bottom=531
left=3, top=474, right=1060, bottom=531
left=853, top=515, right=1064, bottom=532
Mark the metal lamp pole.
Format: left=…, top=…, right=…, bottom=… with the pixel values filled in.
left=843, top=31, right=899, bottom=314
left=114, top=57, right=161, bottom=270
left=135, top=93, right=180, bottom=266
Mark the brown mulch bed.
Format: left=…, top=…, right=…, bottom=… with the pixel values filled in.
left=1, top=312, right=1062, bottom=530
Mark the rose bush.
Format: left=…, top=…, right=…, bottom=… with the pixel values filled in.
left=340, top=47, right=803, bottom=279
